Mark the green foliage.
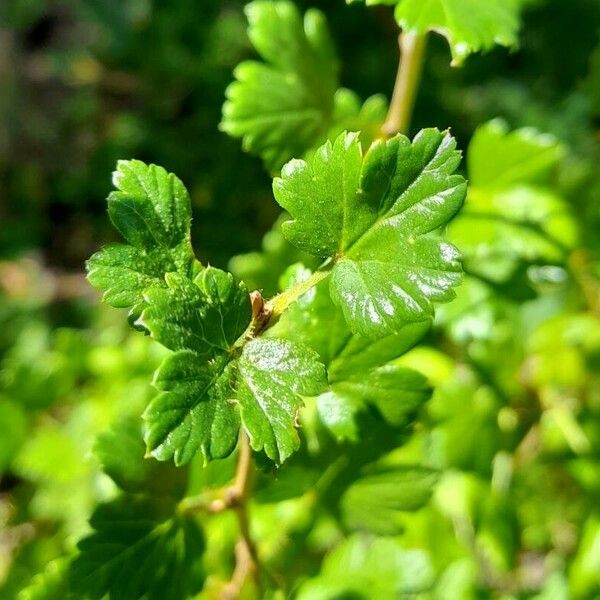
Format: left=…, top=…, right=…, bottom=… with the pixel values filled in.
left=221, top=1, right=387, bottom=171
left=297, top=534, right=434, bottom=598
left=87, top=160, right=200, bottom=324
left=274, top=270, right=432, bottom=439
left=349, top=0, right=525, bottom=65
left=221, top=0, right=338, bottom=171
left=448, top=120, right=578, bottom=282
left=17, top=558, right=71, bottom=600
left=3, top=0, right=600, bottom=599
left=274, top=129, right=466, bottom=337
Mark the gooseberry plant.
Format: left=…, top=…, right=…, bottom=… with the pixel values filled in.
left=21, top=0, right=599, bottom=598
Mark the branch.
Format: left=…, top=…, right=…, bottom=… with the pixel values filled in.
left=219, top=431, right=262, bottom=599
left=381, top=31, right=427, bottom=136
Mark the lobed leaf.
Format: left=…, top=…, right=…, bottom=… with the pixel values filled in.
left=349, top=0, right=525, bottom=65
left=448, top=121, right=577, bottom=282
left=87, top=160, right=199, bottom=323
left=274, top=129, right=466, bottom=338
left=144, top=352, right=240, bottom=465
left=70, top=495, right=204, bottom=600
left=340, top=466, right=439, bottom=534
left=273, top=274, right=431, bottom=440
left=221, top=0, right=339, bottom=171
left=144, top=339, right=326, bottom=465
left=237, top=338, right=327, bottom=462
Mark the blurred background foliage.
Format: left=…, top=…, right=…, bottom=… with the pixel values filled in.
left=1, top=0, right=600, bottom=597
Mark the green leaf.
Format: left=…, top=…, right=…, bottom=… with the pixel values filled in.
left=70, top=495, right=204, bottom=600
left=144, top=352, right=240, bottom=465
left=87, top=160, right=199, bottom=322
left=18, top=558, right=72, bottom=600
left=140, top=268, right=251, bottom=355
left=274, top=129, right=466, bottom=338
left=139, top=267, right=251, bottom=465
left=95, top=417, right=187, bottom=496
left=0, top=397, right=28, bottom=472
left=350, top=0, right=524, bottom=65
left=144, top=337, right=325, bottom=465
left=296, top=534, right=434, bottom=599
left=327, top=89, right=388, bottom=153
left=468, top=119, right=564, bottom=188
left=340, top=466, right=439, bottom=534
left=221, top=0, right=338, bottom=171
left=237, top=338, right=327, bottom=462
left=448, top=122, right=577, bottom=282
left=229, top=215, right=319, bottom=297
left=273, top=273, right=431, bottom=439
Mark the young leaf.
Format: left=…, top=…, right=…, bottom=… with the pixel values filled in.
left=221, top=0, right=339, bottom=171
left=349, top=0, right=524, bottom=65
left=87, top=160, right=199, bottom=322
left=140, top=269, right=251, bottom=356
left=274, top=130, right=466, bottom=338
left=70, top=495, right=204, bottom=600
left=237, top=338, right=327, bottom=462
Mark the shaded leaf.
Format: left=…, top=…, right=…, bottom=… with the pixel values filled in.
left=95, top=417, right=187, bottom=496
left=221, top=1, right=338, bottom=171
left=341, top=466, right=439, bottom=534
left=17, top=558, right=72, bottom=600
left=297, top=534, right=434, bottom=599
left=70, top=495, right=204, bottom=600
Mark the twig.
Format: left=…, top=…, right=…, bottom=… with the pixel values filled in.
left=179, top=432, right=262, bottom=597
left=219, top=541, right=257, bottom=600
left=221, top=432, right=262, bottom=599
left=264, top=267, right=331, bottom=326
left=381, top=31, right=427, bottom=136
